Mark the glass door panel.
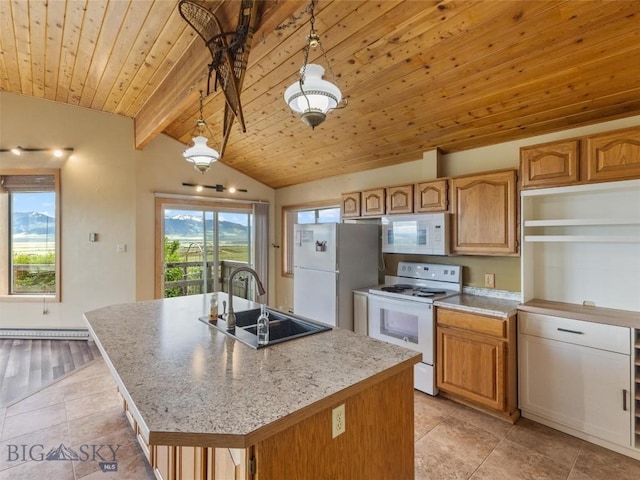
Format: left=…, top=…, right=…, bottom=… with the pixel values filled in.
left=162, top=208, right=253, bottom=298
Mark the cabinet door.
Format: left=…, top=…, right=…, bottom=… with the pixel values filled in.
left=341, top=192, right=361, bottom=218
left=176, top=447, right=205, bottom=480
left=519, top=334, right=631, bottom=447
left=153, top=445, right=175, bottom=480
left=520, top=140, right=580, bottom=189
left=437, top=326, right=506, bottom=411
left=586, top=126, right=640, bottom=182
left=361, top=188, right=385, bottom=216
left=208, top=448, right=247, bottom=480
left=353, top=292, right=368, bottom=336
left=450, top=169, right=518, bottom=255
left=386, top=185, right=413, bottom=214
left=414, top=179, right=448, bottom=212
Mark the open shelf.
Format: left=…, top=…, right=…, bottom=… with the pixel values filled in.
left=524, top=235, right=640, bottom=243
left=524, top=218, right=640, bottom=227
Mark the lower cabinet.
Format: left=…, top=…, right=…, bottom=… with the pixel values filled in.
left=436, top=308, right=518, bottom=420
left=208, top=448, right=247, bottom=480
left=153, top=445, right=175, bottom=480
left=519, top=311, right=633, bottom=449
left=353, top=290, right=368, bottom=335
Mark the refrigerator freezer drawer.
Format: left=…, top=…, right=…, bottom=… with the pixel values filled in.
left=293, top=267, right=337, bottom=326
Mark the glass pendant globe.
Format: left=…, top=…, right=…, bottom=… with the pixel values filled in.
left=183, top=135, right=220, bottom=174
left=284, top=64, right=342, bottom=128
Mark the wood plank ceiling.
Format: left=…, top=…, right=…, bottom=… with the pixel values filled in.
left=1, top=0, right=639, bottom=189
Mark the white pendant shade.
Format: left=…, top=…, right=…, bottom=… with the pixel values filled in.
left=183, top=135, right=220, bottom=174
left=284, top=64, right=342, bottom=128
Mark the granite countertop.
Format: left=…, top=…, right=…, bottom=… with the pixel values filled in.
left=434, top=288, right=521, bottom=318
left=84, top=293, right=420, bottom=448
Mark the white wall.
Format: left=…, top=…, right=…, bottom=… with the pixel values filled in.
left=134, top=132, right=276, bottom=302
left=0, top=92, right=276, bottom=329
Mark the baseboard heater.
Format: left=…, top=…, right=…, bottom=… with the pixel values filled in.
left=0, top=329, right=90, bottom=340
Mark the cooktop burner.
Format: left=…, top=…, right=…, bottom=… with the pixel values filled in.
left=380, top=285, right=413, bottom=293
left=414, top=287, right=447, bottom=294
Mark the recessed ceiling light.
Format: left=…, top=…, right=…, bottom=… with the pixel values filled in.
left=228, top=187, right=237, bottom=193
left=53, top=149, right=64, bottom=158
left=196, top=185, right=203, bottom=192
left=10, top=147, right=21, bottom=155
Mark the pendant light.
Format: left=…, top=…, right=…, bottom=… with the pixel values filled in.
left=284, top=0, right=346, bottom=129
left=183, top=91, right=220, bottom=173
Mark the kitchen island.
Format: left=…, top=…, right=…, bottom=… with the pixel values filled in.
left=84, top=293, right=421, bottom=480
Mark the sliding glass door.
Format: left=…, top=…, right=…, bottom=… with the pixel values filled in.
left=158, top=200, right=253, bottom=299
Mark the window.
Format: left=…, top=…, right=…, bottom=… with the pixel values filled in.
left=155, top=197, right=255, bottom=299
left=281, top=202, right=340, bottom=276
left=0, top=170, right=61, bottom=299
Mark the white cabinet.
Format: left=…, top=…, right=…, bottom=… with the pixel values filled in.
left=353, top=290, right=368, bottom=336
left=519, top=312, right=633, bottom=449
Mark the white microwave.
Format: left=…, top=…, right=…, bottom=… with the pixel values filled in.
left=381, top=213, right=450, bottom=255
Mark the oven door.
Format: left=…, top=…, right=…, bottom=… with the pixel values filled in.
left=367, top=294, right=433, bottom=364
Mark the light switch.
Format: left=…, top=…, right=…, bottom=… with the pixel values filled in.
left=89, top=232, right=97, bottom=242
left=116, top=244, right=127, bottom=253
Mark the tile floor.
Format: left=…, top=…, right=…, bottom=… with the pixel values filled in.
left=1, top=358, right=640, bottom=479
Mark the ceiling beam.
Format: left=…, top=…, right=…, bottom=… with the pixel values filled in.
left=133, top=37, right=209, bottom=150
left=133, top=1, right=239, bottom=150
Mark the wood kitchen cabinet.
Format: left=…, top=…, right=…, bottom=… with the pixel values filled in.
left=414, top=179, right=448, bottom=212
left=520, top=140, right=580, bottom=189
left=586, top=126, right=640, bottom=182
left=520, top=126, right=640, bottom=189
left=341, top=192, right=361, bottom=218
left=153, top=445, right=175, bottom=480
left=361, top=188, right=385, bottom=216
left=385, top=184, right=413, bottom=214
left=436, top=307, right=518, bottom=421
left=450, top=169, right=518, bottom=255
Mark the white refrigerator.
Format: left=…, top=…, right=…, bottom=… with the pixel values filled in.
left=293, top=223, right=379, bottom=330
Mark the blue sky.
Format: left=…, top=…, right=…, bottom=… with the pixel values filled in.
left=13, top=192, right=55, bottom=217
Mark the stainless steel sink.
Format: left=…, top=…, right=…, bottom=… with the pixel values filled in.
left=199, top=307, right=331, bottom=348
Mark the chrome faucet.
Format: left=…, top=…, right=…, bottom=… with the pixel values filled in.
left=226, top=267, right=266, bottom=331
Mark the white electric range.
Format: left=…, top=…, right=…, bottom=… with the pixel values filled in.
left=367, top=262, right=462, bottom=395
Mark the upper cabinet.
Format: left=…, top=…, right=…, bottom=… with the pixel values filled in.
left=520, top=140, right=580, bottom=189
left=521, top=126, right=640, bottom=189
left=450, top=169, right=518, bottom=256
left=386, top=185, right=413, bottom=214
left=341, top=192, right=361, bottom=218
left=586, top=127, right=640, bottom=182
left=361, top=188, right=385, bottom=216
left=414, top=179, right=448, bottom=212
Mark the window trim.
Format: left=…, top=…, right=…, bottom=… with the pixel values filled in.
left=0, top=169, right=61, bottom=301
left=280, top=200, right=340, bottom=277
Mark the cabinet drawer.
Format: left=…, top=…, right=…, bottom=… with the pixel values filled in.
left=437, top=308, right=506, bottom=338
left=519, top=312, right=630, bottom=354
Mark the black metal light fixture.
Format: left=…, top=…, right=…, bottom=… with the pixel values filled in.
left=0, top=147, right=74, bottom=158
left=284, top=0, right=347, bottom=129
left=182, top=182, right=247, bottom=193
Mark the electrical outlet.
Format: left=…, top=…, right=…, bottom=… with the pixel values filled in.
left=484, top=273, right=495, bottom=288
left=332, top=404, right=345, bottom=438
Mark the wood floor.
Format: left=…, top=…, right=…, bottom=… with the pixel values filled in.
left=0, top=339, right=101, bottom=406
